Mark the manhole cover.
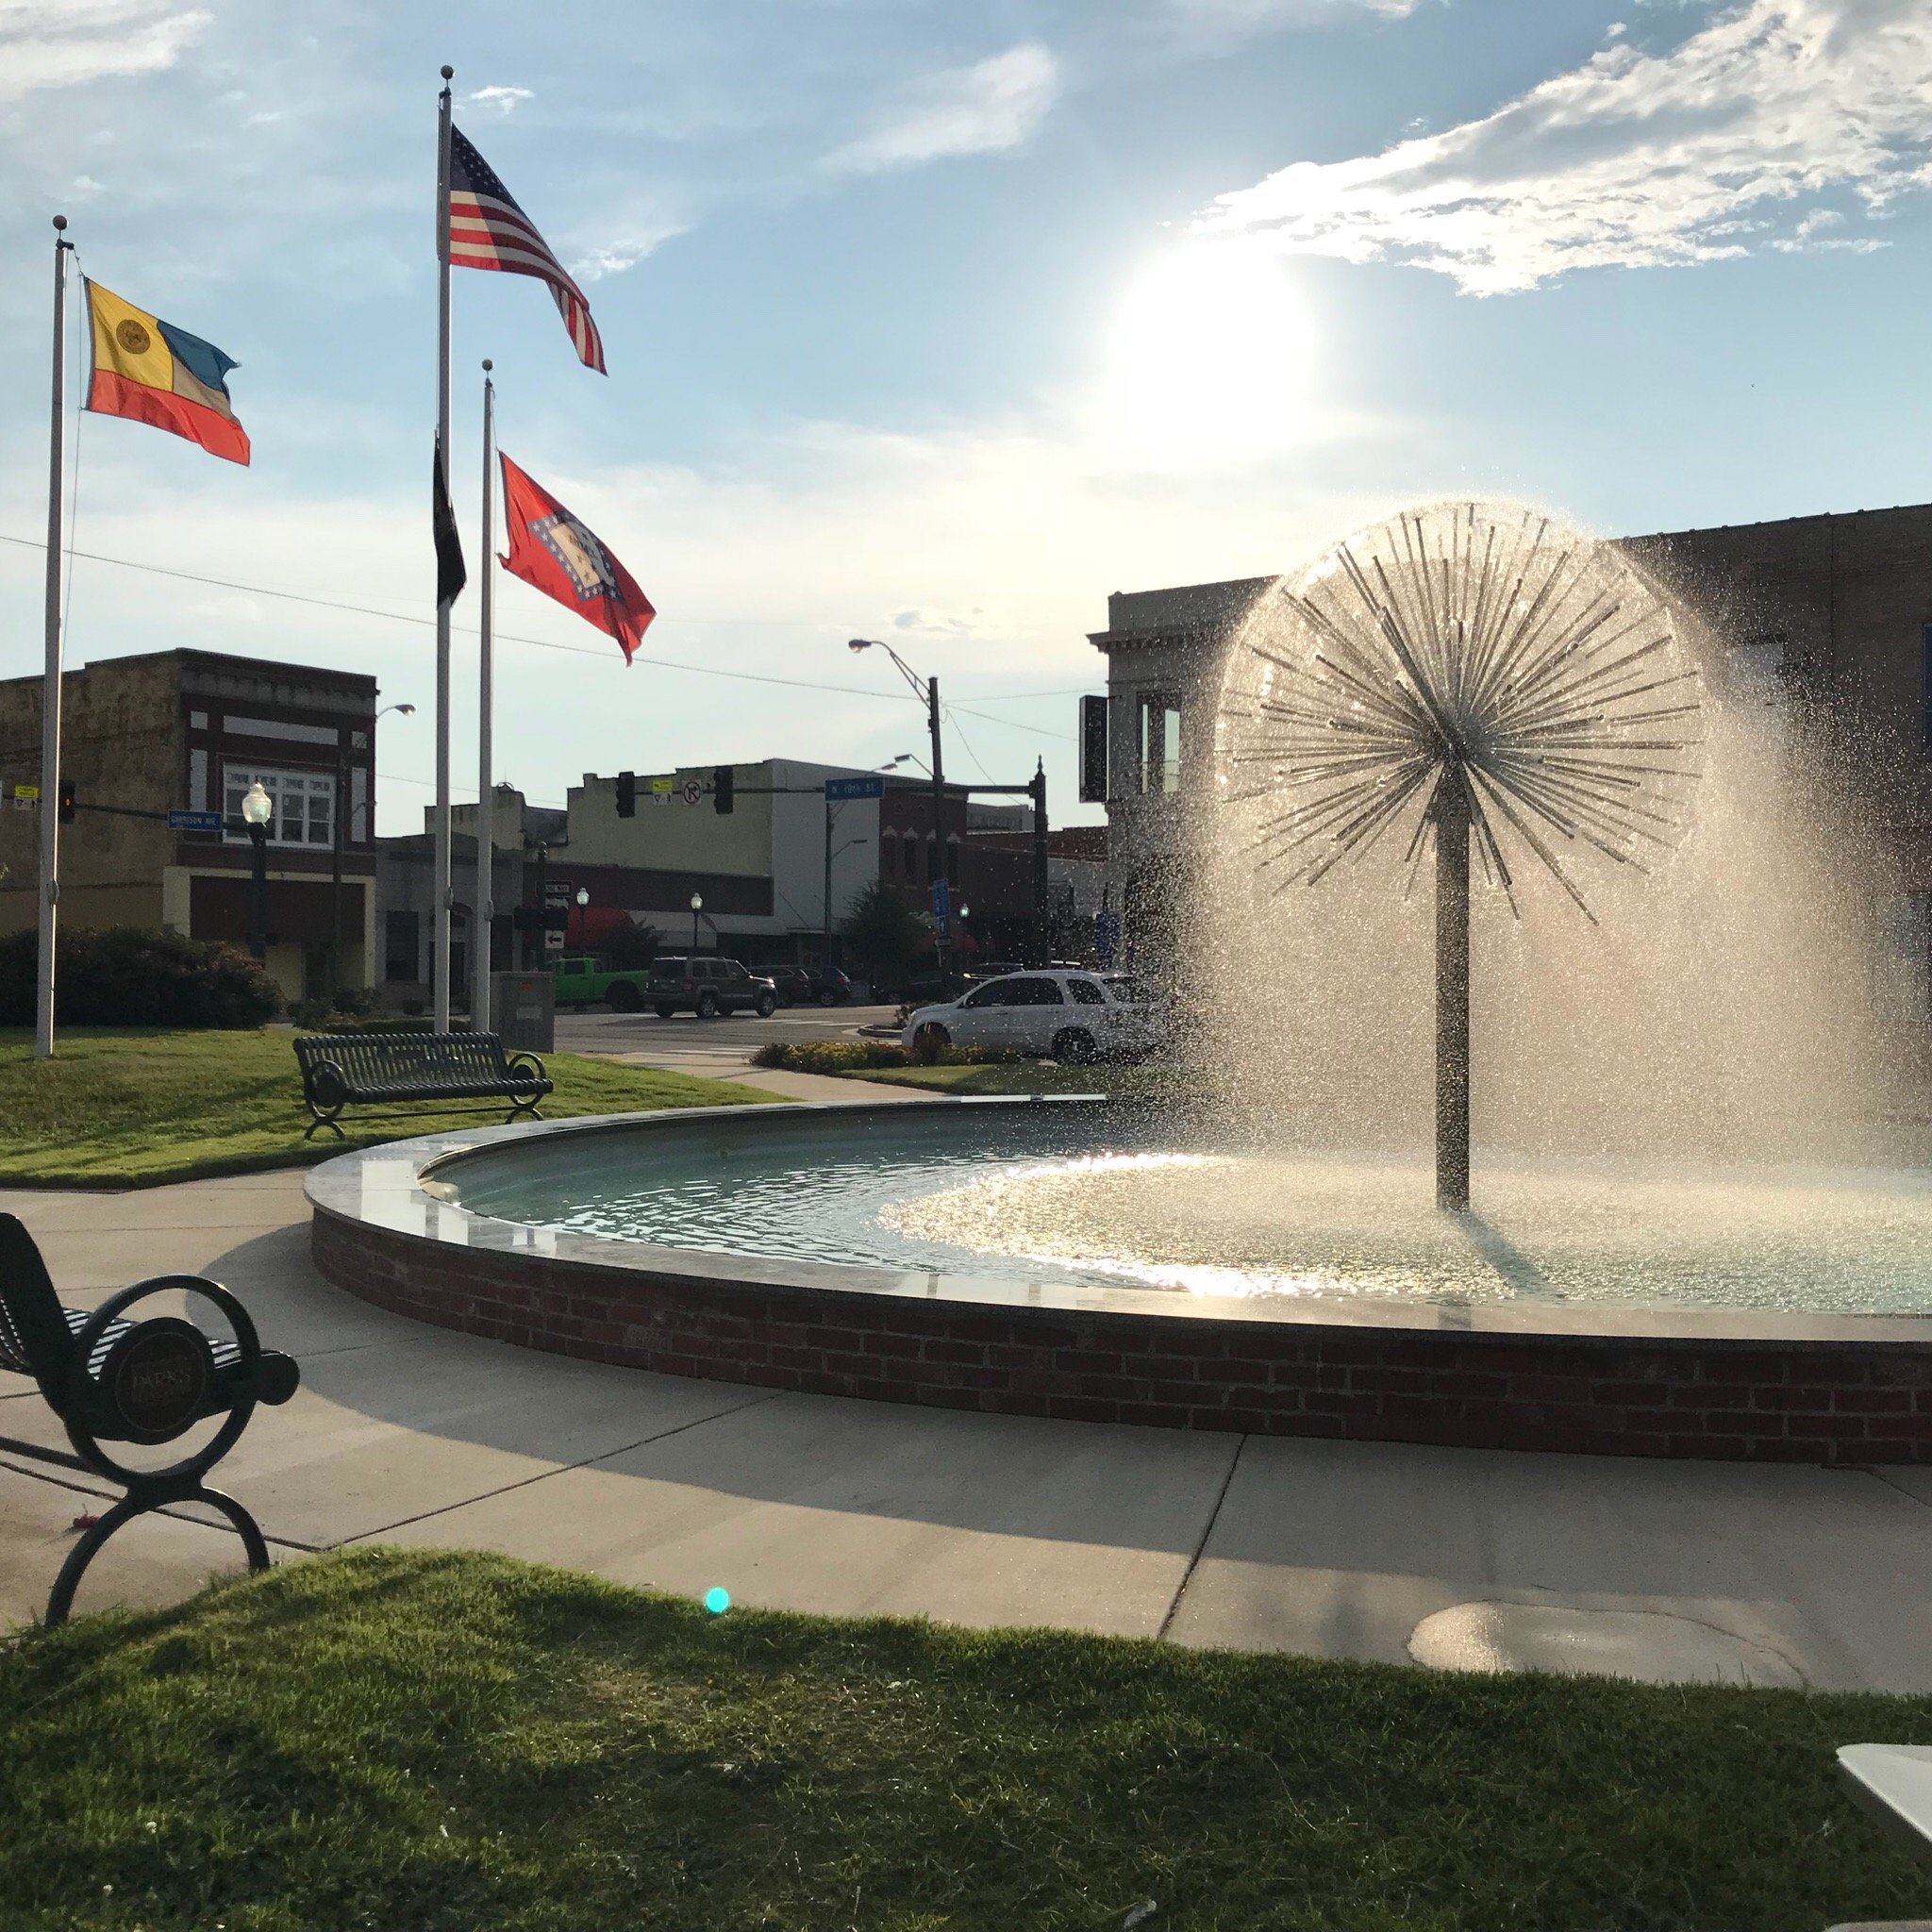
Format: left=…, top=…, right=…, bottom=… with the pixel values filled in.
left=1408, top=1602, right=1803, bottom=1687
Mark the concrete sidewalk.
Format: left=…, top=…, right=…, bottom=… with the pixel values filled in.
left=6, top=1169, right=1932, bottom=1691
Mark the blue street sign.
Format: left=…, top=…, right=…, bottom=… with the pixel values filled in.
left=929, top=877, right=951, bottom=922
left=166, top=809, right=224, bottom=833
left=824, top=774, right=886, bottom=801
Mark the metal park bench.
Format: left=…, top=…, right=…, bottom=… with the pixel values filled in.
left=0, top=1212, right=299, bottom=1626
left=292, top=1030, right=552, bottom=1141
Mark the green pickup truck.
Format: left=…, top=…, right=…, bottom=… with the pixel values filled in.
left=549, top=954, right=656, bottom=1012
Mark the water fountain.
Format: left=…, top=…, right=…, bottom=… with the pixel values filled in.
left=305, top=500, right=1932, bottom=1465
left=1215, top=502, right=1705, bottom=1209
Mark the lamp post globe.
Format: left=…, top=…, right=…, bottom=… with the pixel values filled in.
left=240, top=783, right=273, bottom=964
left=690, top=891, right=703, bottom=954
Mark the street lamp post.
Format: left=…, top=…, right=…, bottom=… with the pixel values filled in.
left=690, top=891, right=703, bottom=956
left=822, top=806, right=870, bottom=967
left=850, top=640, right=950, bottom=991
left=241, top=781, right=273, bottom=963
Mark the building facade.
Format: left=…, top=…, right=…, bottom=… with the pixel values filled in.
left=0, top=648, right=384, bottom=1002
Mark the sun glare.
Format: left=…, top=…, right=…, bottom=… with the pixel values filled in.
left=1102, top=242, right=1315, bottom=468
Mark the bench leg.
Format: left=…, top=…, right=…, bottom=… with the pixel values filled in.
left=506, top=1099, right=544, bottom=1125
left=43, top=1484, right=274, bottom=1628
left=303, top=1110, right=346, bottom=1142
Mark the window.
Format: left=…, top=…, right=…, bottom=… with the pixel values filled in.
left=1138, top=695, right=1181, bottom=796
left=881, top=832, right=897, bottom=878
left=1067, top=976, right=1107, bottom=1006
left=1006, top=975, right=1064, bottom=1006
left=383, top=911, right=419, bottom=983
left=962, top=982, right=1009, bottom=1008
left=225, top=765, right=335, bottom=848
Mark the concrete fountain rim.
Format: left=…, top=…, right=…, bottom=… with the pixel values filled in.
left=302, top=1094, right=1932, bottom=1351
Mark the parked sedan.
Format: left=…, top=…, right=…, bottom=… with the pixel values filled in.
left=901, top=969, right=1165, bottom=1064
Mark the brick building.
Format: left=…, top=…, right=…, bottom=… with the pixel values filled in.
left=0, top=649, right=386, bottom=1003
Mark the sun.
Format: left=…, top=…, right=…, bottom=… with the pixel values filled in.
left=1102, top=241, right=1316, bottom=468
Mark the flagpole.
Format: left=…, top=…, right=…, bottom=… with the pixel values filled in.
left=37, top=215, right=72, bottom=1062
left=474, top=358, right=494, bottom=1034
left=433, top=64, right=455, bottom=1032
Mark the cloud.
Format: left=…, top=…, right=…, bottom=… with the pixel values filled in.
left=568, top=195, right=691, bottom=282
left=465, top=84, right=532, bottom=116
left=0, top=1, right=208, bottom=103
left=1197, top=0, right=1932, bottom=293
left=822, top=42, right=1060, bottom=176
left=1165, top=0, right=1418, bottom=31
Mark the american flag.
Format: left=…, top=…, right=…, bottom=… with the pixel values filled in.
left=446, top=124, right=606, bottom=374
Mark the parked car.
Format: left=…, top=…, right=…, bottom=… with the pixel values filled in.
left=763, top=965, right=854, bottom=1008
left=808, top=966, right=853, bottom=1007
left=646, top=954, right=778, bottom=1019
left=901, top=969, right=1166, bottom=1064
left=762, top=965, right=814, bottom=1007
left=550, top=953, right=654, bottom=1012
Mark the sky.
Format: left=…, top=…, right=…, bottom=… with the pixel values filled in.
left=2, top=0, right=1930, bottom=834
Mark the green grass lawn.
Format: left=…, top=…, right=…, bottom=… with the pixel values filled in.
left=0, top=1028, right=772, bottom=1187
left=2, top=1547, right=1928, bottom=1931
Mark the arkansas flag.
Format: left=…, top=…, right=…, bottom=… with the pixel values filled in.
left=498, top=453, right=655, bottom=661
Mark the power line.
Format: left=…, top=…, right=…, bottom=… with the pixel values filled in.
left=0, top=530, right=1093, bottom=732
left=0, top=532, right=911, bottom=702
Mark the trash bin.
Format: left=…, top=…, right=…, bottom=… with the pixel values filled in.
left=491, top=971, right=555, bottom=1054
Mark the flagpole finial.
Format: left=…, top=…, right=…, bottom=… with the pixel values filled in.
left=441, top=63, right=454, bottom=80
left=51, top=214, right=67, bottom=232
left=482, top=358, right=492, bottom=373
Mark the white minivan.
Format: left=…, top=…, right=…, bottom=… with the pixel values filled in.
left=901, top=969, right=1164, bottom=1064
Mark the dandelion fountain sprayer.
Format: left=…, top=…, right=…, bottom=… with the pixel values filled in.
left=1216, top=501, right=1707, bottom=1210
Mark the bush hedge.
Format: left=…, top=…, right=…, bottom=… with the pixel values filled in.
left=0, top=925, right=281, bottom=1029
left=749, top=1039, right=997, bottom=1074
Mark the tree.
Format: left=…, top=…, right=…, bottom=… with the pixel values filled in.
left=601, top=917, right=663, bottom=971
left=841, top=881, right=928, bottom=992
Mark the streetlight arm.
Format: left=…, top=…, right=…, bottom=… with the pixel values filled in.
left=848, top=639, right=928, bottom=703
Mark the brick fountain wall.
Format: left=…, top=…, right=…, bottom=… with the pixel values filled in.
left=313, top=1207, right=1932, bottom=1465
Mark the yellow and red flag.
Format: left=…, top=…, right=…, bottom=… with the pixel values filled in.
left=83, top=280, right=249, bottom=466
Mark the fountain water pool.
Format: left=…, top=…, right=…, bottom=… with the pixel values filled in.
left=307, top=1098, right=1932, bottom=1470
left=439, top=1103, right=1932, bottom=1317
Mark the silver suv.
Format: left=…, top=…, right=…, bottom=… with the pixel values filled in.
left=648, top=955, right=778, bottom=1020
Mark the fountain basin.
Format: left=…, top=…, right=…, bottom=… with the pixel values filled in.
left=306, top=1097, right=1932, bottom=1465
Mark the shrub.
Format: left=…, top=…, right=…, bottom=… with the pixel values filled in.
left=749, top=1039, right=997, bottom=1075
left=0, top=925, right=281, bottom=1029
left=289, top=986, right=387, bottom=1032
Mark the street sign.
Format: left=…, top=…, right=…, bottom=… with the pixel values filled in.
left=650, top=775, right=675, bottom=807
left=929, top=877, right=951, bottom=923
left=680, top=776, right=704, bottom=807
left=824, top=774, right=885, bottom=801
left=542, top=879, right=572, bottom=953
left=10, top=784, right=39, bottom=801
left=166, top=808, right=224, bottom=833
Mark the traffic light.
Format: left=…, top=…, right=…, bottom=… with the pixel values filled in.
left=57, top=777, right=75, bottom=824
left=713, top=764, right=733, bottom=814
left=615, top=770, right=636, bottom=818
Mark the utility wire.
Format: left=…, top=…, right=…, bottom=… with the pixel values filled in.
left=0, top=525, right=1090, bottom=734
left=0, top=529, right=1086, bottom=735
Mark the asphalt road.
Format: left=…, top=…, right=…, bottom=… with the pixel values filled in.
left=554, top=1002, right=899, bottom=1061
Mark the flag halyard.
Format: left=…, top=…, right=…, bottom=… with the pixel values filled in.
left=448, top=125, right=606, bottom=373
